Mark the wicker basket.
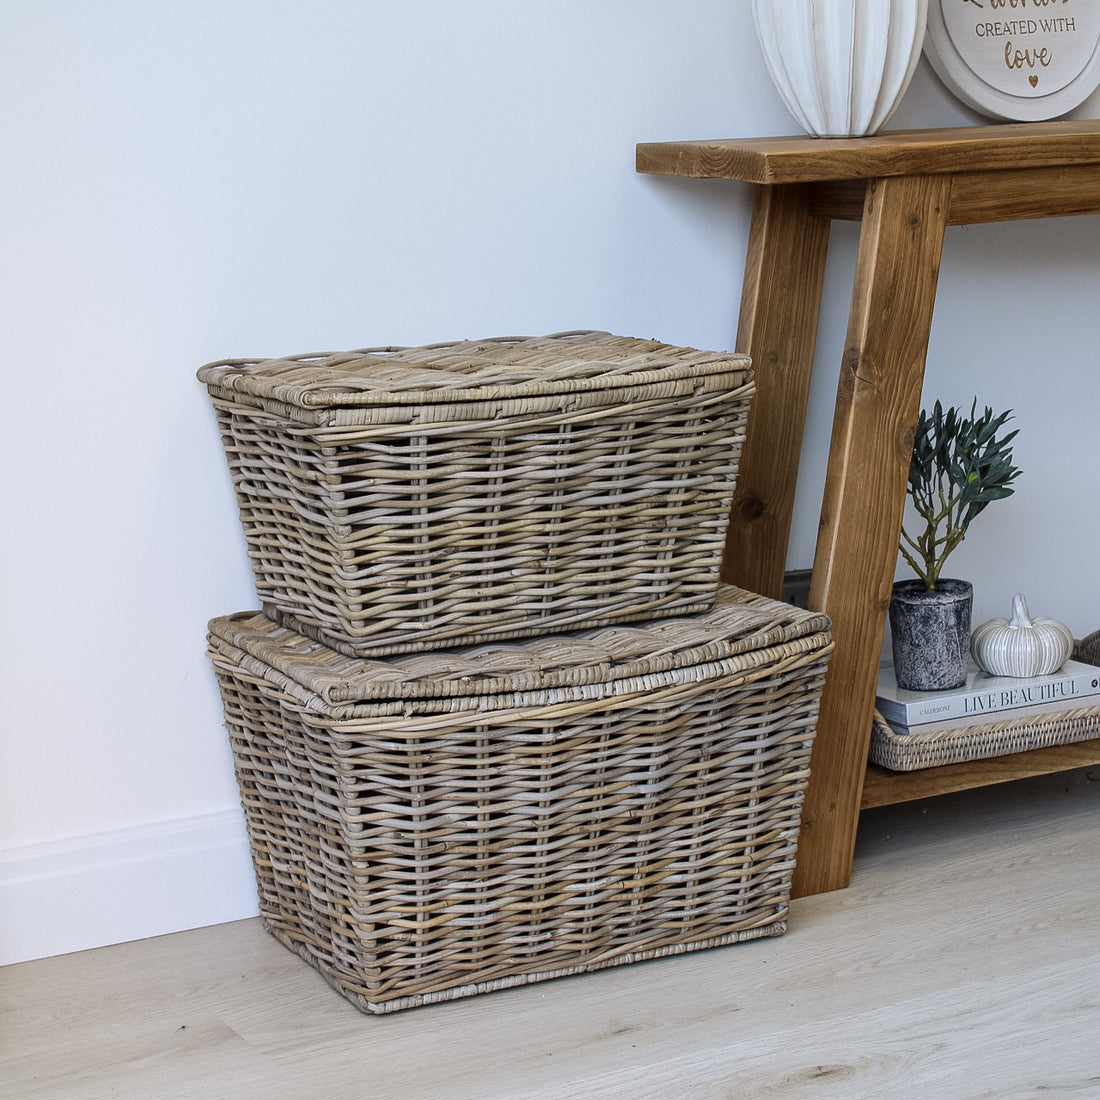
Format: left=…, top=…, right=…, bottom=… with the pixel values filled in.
left=207, top=586, right=831, bottom=1014
left=870, top=705, right=1100, bottom=771
left=198, top=331, right=753, bottom=657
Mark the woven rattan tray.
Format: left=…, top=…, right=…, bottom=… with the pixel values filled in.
left=199, top=331, right=753, bottom=656
left=207, top=586, right=831, bottom=1013
left=870, top=704, right=1100, bottom=771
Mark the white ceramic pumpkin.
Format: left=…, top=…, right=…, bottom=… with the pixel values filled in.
left=970, top=593, right=1074, bottom=678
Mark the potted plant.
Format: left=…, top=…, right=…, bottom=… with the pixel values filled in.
left=890, top=399, right=1022, bottom=691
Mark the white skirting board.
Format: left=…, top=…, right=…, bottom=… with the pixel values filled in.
left=0, top=811, right=259, bottom=966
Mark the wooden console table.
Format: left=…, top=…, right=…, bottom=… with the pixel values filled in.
left=637, top=121, right=1100, bottom=897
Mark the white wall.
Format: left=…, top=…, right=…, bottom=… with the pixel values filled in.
left=2, top=2, right=1098, bottom=964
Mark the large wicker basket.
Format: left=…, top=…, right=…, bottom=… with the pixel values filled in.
left=198, top=331, right=753, bottom=656
left=207, top=586, right=831, bottom=1014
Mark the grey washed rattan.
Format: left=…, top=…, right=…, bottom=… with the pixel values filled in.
left=198, top=331, right=753, bottom=657
left=1074, top=630, right=1100, bottom=668
left=207, top=586, right=832, bottom=1014
left=870, top=705, right=1100, bottom=771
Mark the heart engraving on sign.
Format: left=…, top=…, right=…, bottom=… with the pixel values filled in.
left=1029, top=75, right=1039, bottom=87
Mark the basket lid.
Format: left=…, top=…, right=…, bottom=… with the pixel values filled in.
left=207, top=587, right=830, bottom=709
left=196, top=331, right=751, bottom=410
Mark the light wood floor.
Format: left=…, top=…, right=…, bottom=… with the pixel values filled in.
left=4, top=767, right=1098, bottom=1100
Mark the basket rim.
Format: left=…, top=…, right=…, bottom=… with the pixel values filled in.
left=197, top=331, right=752, bottom=411
left=207, top=587, right=831, bottom=707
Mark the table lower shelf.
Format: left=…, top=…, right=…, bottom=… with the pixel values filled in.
left=860, top=737, right=1100, bottom=809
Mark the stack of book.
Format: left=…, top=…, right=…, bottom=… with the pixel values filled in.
left=871, top=658, right=1100, bottom=771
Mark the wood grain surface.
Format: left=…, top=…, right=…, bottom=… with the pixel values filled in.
left=862, top=737, right=1100, bottom=808
left=636, top=120, right=1100, bottom=185
left=4, top=768, right=1097, bottom=1098
left=793, top=172, right=951, bottom=898
left=721, top=183, right=830, bottom=599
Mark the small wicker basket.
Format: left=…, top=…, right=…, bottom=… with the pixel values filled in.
left=207, top=586, right=831, bottom=1013
left=198, top=331, right=753, bottom=656
left=870, top=705, right=1100, bottom=771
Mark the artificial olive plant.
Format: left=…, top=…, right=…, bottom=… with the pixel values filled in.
left=899, top=399, right=1022, bottom=592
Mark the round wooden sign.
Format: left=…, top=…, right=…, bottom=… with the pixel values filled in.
left=924, top=0, right=1100, bottom=120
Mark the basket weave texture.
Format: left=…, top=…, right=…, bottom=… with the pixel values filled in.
left=198, top=331, right=753, bottom=657
left=207, top=586, right=832, bottom=1014
left=870, top=705, right=1100, bottom=771
left=1073, top=630, right=1100, bottom=667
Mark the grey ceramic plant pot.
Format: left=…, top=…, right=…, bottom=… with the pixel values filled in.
left=889, top=578, right=974, bottom=691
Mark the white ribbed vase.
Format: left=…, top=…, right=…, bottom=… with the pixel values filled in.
left=751, top=0, right=928, bottom=138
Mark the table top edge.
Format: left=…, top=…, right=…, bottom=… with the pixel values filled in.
left=636, top=120, right=1100, bottom=184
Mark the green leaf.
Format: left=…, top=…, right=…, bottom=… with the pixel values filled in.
left=898, top=398, right=1022, bottom=588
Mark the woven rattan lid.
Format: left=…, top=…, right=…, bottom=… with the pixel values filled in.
left=197, top=331, right=751, bottom=410
left=207, top=587, right=830, bottom=708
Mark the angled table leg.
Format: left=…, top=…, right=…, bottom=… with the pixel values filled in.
left=721, top=183, right=831, bottom=599
left=792, top=173, right=952, bottom=897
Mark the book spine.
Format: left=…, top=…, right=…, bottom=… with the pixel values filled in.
left=878, top=667, right=1100, bottom=725
left=881, top=693, right=1100, bottom=736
